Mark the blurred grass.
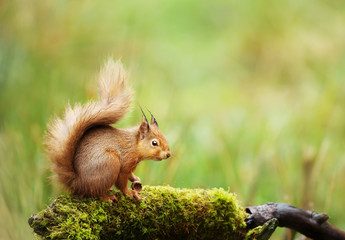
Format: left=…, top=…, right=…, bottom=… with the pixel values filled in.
left=1, top=0, right=345, bottom=239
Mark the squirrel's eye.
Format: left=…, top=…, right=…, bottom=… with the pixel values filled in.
left=151, top=140, right=158, bottom=146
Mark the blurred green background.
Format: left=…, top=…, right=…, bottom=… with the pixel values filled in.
left=1, top=0, right=345, bottom=239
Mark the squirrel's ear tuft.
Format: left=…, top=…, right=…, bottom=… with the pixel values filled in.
left=139, top=105, right=148, bottom=124
left=138, top=105, right=151, bottom=139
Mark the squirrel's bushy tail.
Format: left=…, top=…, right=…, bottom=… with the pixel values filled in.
left=45, top=59, right=132, bottom=190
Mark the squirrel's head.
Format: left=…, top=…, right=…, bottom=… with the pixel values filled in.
left=137, top=108, right=171, bottom=161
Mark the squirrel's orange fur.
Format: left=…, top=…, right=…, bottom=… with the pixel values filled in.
left=45, top=59, right=170, bottom=201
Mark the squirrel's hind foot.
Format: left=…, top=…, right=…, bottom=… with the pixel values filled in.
left=102, top=192, right=118, bottom=202
left=129, top=190, right=142, bottom=201
left=123, top=188, right=142, bottom=201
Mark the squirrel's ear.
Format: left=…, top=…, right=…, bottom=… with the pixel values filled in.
left=150, top=115, right=158, bottom=127
left=146, top=108, right=159, bottom=127
left=139, top=116, right=150, bottom=140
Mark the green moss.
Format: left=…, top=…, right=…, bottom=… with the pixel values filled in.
left=245, top=226, right=263, bottom=240
left=29, top=186, right=251, bottom=239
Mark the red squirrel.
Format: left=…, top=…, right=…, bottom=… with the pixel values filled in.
left=45, top=59, right=171, bottom=201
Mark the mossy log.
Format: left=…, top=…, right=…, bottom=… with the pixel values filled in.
left=28, top=186, right=269, bottom=240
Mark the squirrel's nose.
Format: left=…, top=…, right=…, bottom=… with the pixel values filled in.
left=166, top=153, right=171, bottom=159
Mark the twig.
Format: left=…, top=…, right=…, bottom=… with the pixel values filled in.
left=245, top=203, right=345, bottom=240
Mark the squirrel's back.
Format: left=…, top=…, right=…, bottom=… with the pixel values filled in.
left=45, top=59, right=133, bottom=191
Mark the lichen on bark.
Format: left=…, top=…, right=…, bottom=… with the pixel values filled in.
left=29, top=185, right=252, bottom=239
